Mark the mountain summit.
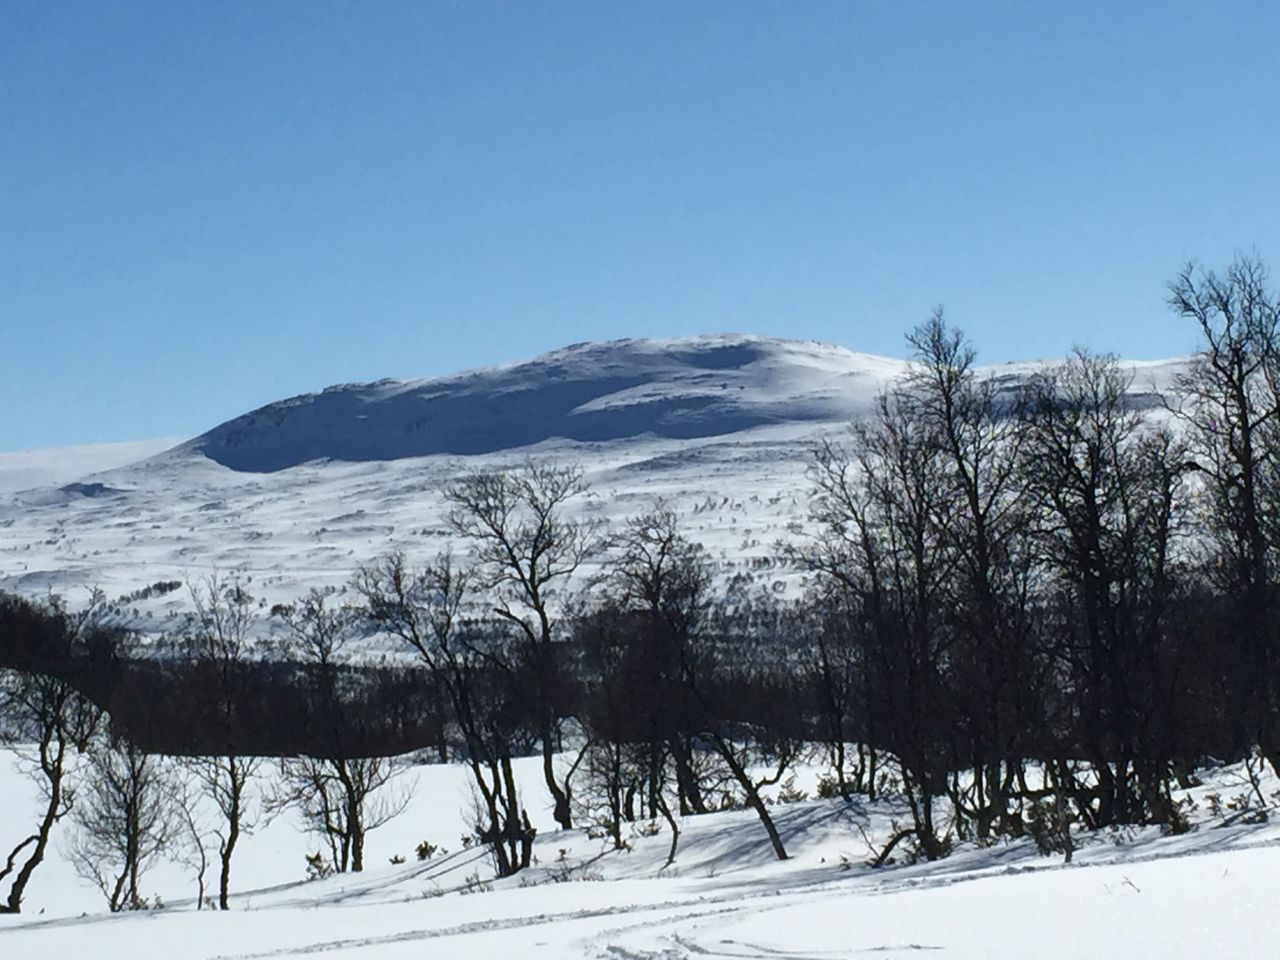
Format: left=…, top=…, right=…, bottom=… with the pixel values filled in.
left=183, top=335, right=907, bottom=472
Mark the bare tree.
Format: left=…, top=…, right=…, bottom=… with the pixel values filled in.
left=356, top=552, right=535, bottom=876
left=588, top=510, right=797, bottom=861
left=181, top=573, right=262, bottom=909
left=1020, top=350, right=1189, bottom=826
left=444, top=461, right=602, bottom=830
left=606, top=509, right=715, bottom=821
left=274, top=754, right=405, bottom=875
left=0, top=669, right=101, bottom=913
left=1169, top=253, right=1280, bottom=772
left=67, top=735, right=183, bottom=912
left=801, top=582, right=863, bottom=800
left=805, top=389, right=957, bottom=861
left=174, top=773, right=214, bottom=910
left=274, top=589, right=406, bottom=874
left=905, top=312, right=1032, bottom=839
left=805, top=438, right=889, bottom=801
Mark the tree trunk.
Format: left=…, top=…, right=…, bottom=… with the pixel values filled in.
left=219, top=810, right=239, bottom=909
left=714, top=735, right=787, bottom=861
left=542, top=729, right=572, bottom=830
left=2, top=739, right=65, bottom=913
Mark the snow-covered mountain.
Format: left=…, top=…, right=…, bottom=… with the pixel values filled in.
left=182, top=335, right=909, bottom=472
left=0, top=335, right=1190, bottom=613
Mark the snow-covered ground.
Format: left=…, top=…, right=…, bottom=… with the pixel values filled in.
left=0, top=335, right=1189, bottom=617
left=0, top=335, right=1270, bottom=956
left=0, top=749, right=1275, bottom=959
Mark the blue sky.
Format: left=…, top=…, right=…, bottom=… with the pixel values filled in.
left=3, top=1, right=1279, bottom=450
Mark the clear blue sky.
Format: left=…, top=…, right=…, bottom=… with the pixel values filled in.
left=3, top=1, right=1278, bottom=450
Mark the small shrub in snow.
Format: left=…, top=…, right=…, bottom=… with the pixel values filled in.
left=459, top=871, right=492, bottom=895
left=416, top=840, right=444, bottom=861
left=1107, top=825, right=1139, bottom=847
left=305, top=851, right=334, bottom=881
left=1161, top=797, right=1196, bottom=836
left=815, top=774, right=841, bottom=799
left=776, top=775, right=808, bottom=804
left=1226, top=792, right=1257, bottom=813
left=1025, top=801, right=1072, bottom=857
left=632, top=819, right=662, bottom=839
left=549, top=858, right=604, bottom=884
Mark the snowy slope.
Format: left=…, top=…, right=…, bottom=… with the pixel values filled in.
left=181, top=335, right=908, bottom=471
left=0, top=336, right=1190, bottom=612
left=0, top=748, right=1275, bottom=959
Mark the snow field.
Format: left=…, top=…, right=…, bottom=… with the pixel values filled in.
left=2, top=750, right=1278, bottom=959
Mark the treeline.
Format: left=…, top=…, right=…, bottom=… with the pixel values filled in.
left=4, top=254, right=1280, bottom=911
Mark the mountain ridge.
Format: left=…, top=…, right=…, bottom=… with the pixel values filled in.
left=172, top=334, right=1190, bottom=473
left=174, top=335, right=906, bottom=471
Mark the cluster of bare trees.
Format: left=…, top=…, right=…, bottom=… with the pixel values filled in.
left=0, top=594, right=186, bottom=914
left=355, top=460, right=825, bottom=873
left=0, top=578, right=410, bottom=913
left=802, top=254, right=1280, bottom=860
left=0, top=598, right=101, bottom=913
left=3, top=254, right=1280, bottom=903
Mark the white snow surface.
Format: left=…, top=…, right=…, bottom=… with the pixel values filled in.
left=0, top=749, right=1275, bottom=959
left=0, top=335, right=1190, bottom=613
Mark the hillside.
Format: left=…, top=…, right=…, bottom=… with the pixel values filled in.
left=0, top=335, right=1188, bottom=611
left=181, top=335, right=909, bottom=471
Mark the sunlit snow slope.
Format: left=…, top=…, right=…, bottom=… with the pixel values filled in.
left=0, top=336, right=1188, bottom=611
left=183, top=335, right=907, bottom=471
